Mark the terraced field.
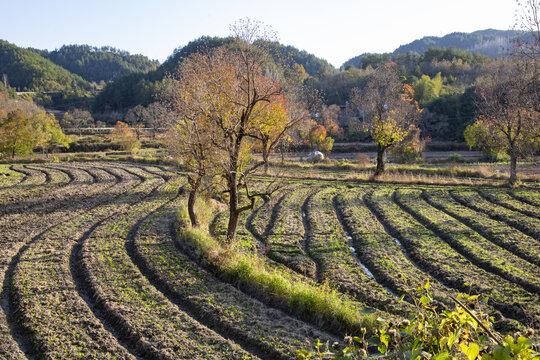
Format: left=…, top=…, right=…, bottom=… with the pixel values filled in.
left=0, top=162, right=538, bottom=359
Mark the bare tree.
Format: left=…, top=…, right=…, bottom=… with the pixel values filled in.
left=474, top=60, right=539, bottom=185
left=512, top=0, right=540, bottom=113
left=349, top=65, right=421, bottom=176
left=124, top=105, right=145, bottom=139
left=62, top=108, right=94, bottom=135
left=166, top=19, right=301, bottom=242
left=513, top=0, right=540, bottom=61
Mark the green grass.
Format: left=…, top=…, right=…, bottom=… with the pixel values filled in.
left=178, top=208, right=380, bottom=335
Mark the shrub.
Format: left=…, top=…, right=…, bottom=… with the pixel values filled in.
left=447, top=153, right=465, bottom=163
left=110, top=121, right=140, bottom=153
left=356, top=154, right=371, bottom=167
left=390, top=126, right=425, bottom=164
left=297, top=280, right=538, bottom=359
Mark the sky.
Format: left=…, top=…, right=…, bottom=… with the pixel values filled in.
left=2, top=0, right=517, bottom=68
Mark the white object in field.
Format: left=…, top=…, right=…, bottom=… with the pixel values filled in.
left=305, top=151, right=324, bottom=163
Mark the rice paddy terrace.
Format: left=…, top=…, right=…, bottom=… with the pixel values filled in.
left=0, top=162, right=538, bottom=359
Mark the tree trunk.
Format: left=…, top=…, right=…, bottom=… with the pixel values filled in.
left=262, top=147, right=269, bottom=175
left=374, top=144, right=386, bottom=176
left=226, top=209, right=239, bottom=244
left=187, top=189, right=199, bottom=227
left=226, top=172, right=239, bottom=244
left=187, top=174, right=202, bottom=227
left=509, top=147, right=518, bottom=186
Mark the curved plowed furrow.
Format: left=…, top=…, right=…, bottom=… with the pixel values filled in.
left=80, top=179, right=255, bottom=359
left=11, top=165, right=47, bottom=186
left=0, top=165, right=54, bottom=206
left=305, top=187, right=407, bottom=314
left=0, top=165, right=24, bottom=189
left=508, top=188, right=540, bottom=207
left=0, top=165, right=119, bottom=233
left=261, top=187, right=318, bottom=279
left=0, top=165, right=126, bottom=359
left=248, top=187, right=288, bottom=241
left=0, top=165, right=87, bottom=215
left=132, top=200, right=338, bottom=360
left=423, top=189, right=540, bottom=267
left=451, top=190, right=540, bottom=239
left=334, top=188, right=457, bottom=308
left=212, top=207, right=262, bottom=252
left=6, top=166, right=153, bottom=358
left=0, top=164, right=72, bottom=206
left=366, top=188, right=540, bottom=329
left=479, top=189, right=540, bottom=219
left=395, top=188, right=540, bottom=294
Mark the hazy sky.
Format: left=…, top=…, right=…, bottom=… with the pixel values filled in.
left=2, top=0, right=516, bottom=67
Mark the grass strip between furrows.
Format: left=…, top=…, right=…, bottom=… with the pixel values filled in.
left=365, top=187, right=540, bottom=331
left=0, top=164, right=136, bottom=359
left=304, top=186, right=409, bottom=315
left=479, top=189, right=540, bottom=219
left=394, top=188, right=540, bottom=294
left=451, top=189, right=540, bottom=239
left=334, top=188, right=458, bottom=308
left=261, top=186, right=318, bottom=279
left=133, top=199, right=338, bottom=360
left=80, top=177, right=255, bottom=359
left=8, top=165, right=160, bottom=359
left=423, top=189, right=540, bottom=267
left=178, top=205, right=381, bottom=337
left=0, top=164, right=70, bottom=206
left=0, top=165, right=24, bottom=188
left=508, top=188, right=540, bottom=207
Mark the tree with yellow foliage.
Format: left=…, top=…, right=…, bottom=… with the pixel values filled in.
left=350, top=65, right=422, bottom=175
left=0, top=109, right=69, bottom=158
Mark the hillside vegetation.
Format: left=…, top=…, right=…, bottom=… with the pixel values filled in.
left=94, top=36, right=336, bottom=111
left=41, top=45, right=159, bottom=83
left=0, top=40, right=89, bottom=92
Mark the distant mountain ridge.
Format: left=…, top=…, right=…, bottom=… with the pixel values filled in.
left=343, top=29, right=515, bottom=69
left=393, top=29, right=514, bottom=57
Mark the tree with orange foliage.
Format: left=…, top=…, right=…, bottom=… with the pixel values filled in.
left=111, top=121, right=140, bottom=153
left=167, top=19, right=306, bottom=241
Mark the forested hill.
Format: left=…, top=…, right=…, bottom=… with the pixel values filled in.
left=0, top=40, right=89, bottom=92
left=93, top=36, right=335, bottom=111
left=159, top=36, right=335, bottom=78
left=39, top=45, right=159, bottom=83
left=342, top=29, right=514, bottom=69
left=393, top=29, right=514, bottom=58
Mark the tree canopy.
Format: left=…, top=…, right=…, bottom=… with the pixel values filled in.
left=165, top=20, right=307, bottom=241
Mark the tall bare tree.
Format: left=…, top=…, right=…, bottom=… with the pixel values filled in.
left=473, top=60, right=539, bottom=185
left=166, top=19, right=303, bottom=241
left=349, top=65, right=421, bottom=176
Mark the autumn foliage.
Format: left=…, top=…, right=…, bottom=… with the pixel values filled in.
left=110, top=121, right=140, bottom=153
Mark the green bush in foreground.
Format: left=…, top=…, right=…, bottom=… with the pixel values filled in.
left=297, top=280, right=538, bottom=359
